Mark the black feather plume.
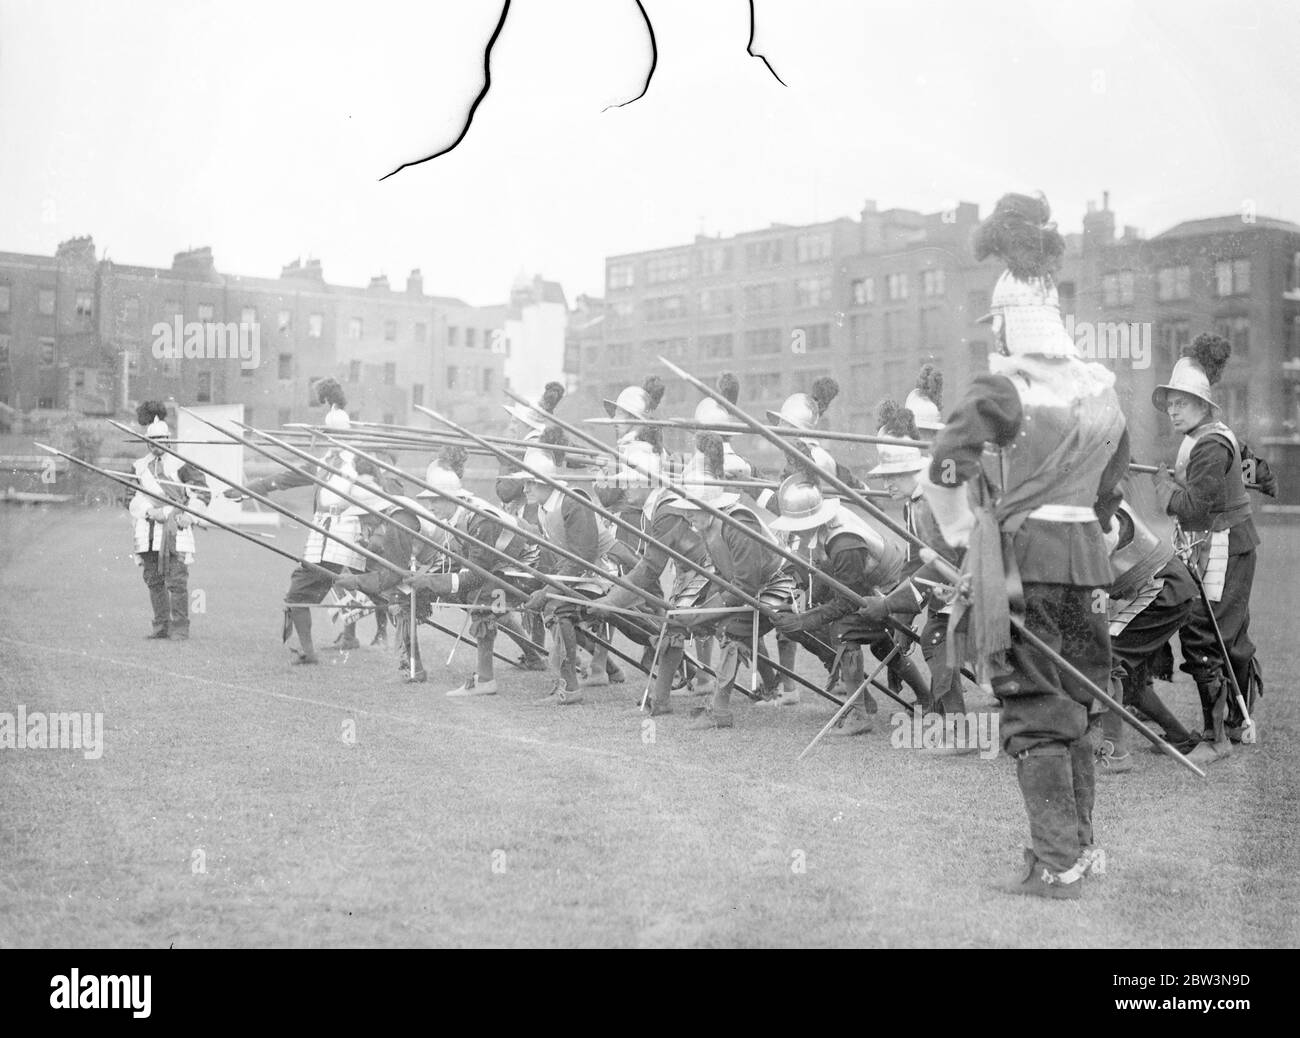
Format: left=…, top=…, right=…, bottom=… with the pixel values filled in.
left=539, top=381, right=565, bottom=414
left=810, top=377, right=839, bottom=417
left=315, top=377, right=347, bottom=409
left=1186, top=333, right=1231, bottom=385
left=695, top=433, right=724, bottom=479
left=437, top=444, right=467, bottom=479
left=634, top=425, right=664, bottom=452
left=539, top=424, right=570, bottom=467
left=717, top=372, right=740, bottom=404
left=914, top=363, right=943, bottom=409
left=972, top=192, right=1064, bottom=279
left=136, top=400, right=168, bottom=426
left=643, top=376, right=665, bottom=412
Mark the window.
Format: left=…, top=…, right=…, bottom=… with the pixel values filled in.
left=120, top=296, right=140, bottom=326
left=482, top=368, right=494, bottom=392
left=698, top=288, right=733, bottom=315
left=240, top=305, right=257, bottom=325
left=448, top=326, right=460, bottom=347
left=382, top=413, right=395, bottom=426
left=198, top=303, right=215, bottom=324
left=75, top=290, right=93, bottom=319
left=922, top=269, right=946, bottom=297
left=1214, top=316, right=1250, bottom=355
left=795, top=232, right=832, bottom=263
left=383, top=362, right=396, bottom=385
left=0, top=285, right=9, bottom=313
left=414, top=322, right=427, bottom=343
left=1287, top=314, right=1300, bottom=360
left=882, top=312, right=896, bottom=348
left=348, top=317, right=363, bottom=339
left=308, top=313, right=323, bottom=338
left=1158, top=320, right=1191, bottom=368
left=851, top=278, right=875, bottom=306
left=465, top=328, right=477, bottom=349
left=647, top=253, right=690, bottom=283
left=919, top=307, right=944, bottom=347
left=38, top=288, right=55, bottom=316
left=278, top=310, right=292, bottom=333
left=794, top=276, right=832, bottom=308
left=1214, top=260, right=1251, bottom=297
left=746, top=239, right=783, bottom=268
left=749, top=371, right=782, bottom=398
left=278, top=353, right=293, bottom=379
left=848, top=314, right=868, bottom=349
left=411, top=383, right=424, bottom=407
left=607, top=263, right=635, bottom=290
left=1156, top=265, right=1191, bottom=301
left=1289, top=253, right=1300, bottom=295
left=700, top=333, right=734, bottom=359
left=38, top=396, right=54, bottom=410
left=446, top=365, right=459, bottom=390
left=699, top=247, right=732, bottom=276
left=240, top=361, right=253, bottom=378
left=745, top=328, right=782, bottom=355
left=743, top=283, right=779, bottom=312
left=645, top=337, right=688, bottom=360
left=348, top=360, right=361, bottom=382
left=645, top=296, right=686, bottom=322
left=384, top=320, right=397, bottom=342
left=39, top=338, right=55, bottom=366
left=0, top=334, right=9, bottom=363
left=886, top=273, right=909, bottom=301
left=802, top=324, right=832, bottom=351
left=1102, top=271, right=1135, bottom=306
left=197, top=371, right=212, bottom=402
left=278, top=408, right=292, bottom=427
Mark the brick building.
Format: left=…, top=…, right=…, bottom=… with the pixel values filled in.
left=0, top=238, right=509, bottom=432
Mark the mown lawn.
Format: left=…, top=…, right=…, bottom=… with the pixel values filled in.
left=1, top=506, right=1297, bottom=947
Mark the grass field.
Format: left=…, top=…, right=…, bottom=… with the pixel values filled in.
left=2, top=504, right=1298, bottom=948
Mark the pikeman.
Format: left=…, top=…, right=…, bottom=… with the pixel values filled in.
left=1092, top=490, right=1202, bottom=773
left=906, top=363, right=945, bottom=436
left=768, top=377, right=867, bottom=491
left=364, top=456, right=541, bottom=693
left=604, top=375, right=667, bottom=452
left=1152, top=334, right=1274, bottom=763
left=694, top=372, right=754, bottom=479
left=769, top=469, right=921, bottom=731
left=586, top=434, right=723, bottom=715
left=923, top=193, right=1129, bottom=899
left=859, top=400, right=972, bottom=739
left=656, top=438, right=796, bottom=731
left=225, top=377, right=387, bottom=663
left=516, top=447, right=617, bottom=705
left=129, top=401, right=211, bottom=640
left=503, top=380, right=567, bottom=444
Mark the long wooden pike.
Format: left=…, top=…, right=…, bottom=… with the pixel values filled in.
left=416, top=405, right=865, bottom=707
left=664, top=356, right=1207, bottom=779
left=285, top=422, right=610, bottom=460
left=798, top=644, right=903, bottom=760
left=37, top=444, right=334, bottom=576
left=583, top=414, right=934, bottom=450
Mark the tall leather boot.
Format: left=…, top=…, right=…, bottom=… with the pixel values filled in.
left=1129, top=673, right=1196, bottom=750
left=290, top=606, right=317, bottom=664
left=690, top=640, right=737, bottom=728
left=889, top=653, right=933, bottom=711
left=649, top=642, right=683, bottom=715
left=998, top=744, right=1084, bottom=899
left=1188, top=677, right=1232, bottom=764
left=1096, top=705, right=1132, bottom=773
left=1068, top=736, right=1103, bottom=879
left=143, top=565, right=170, bottom=638
left=830, top=646, right=873, bottom=736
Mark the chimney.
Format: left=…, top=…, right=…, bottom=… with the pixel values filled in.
left=406, top=268, right=423, bottom=296
left=1102, top=190, right=1110, bottom=211
left=281, top=257, right=324, bottom=281
left=368, top=274, right=390, bottom=291
left=1082, top=195, right=1115, bottom=253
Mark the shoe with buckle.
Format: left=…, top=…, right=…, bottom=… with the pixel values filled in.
left=996, top=848, right=1084, bottom=900
left=1074, top=846, right=1107, bottom=879
left=446, top=674, right=497, bottom=697
left=1186, top=739, right=1232, bottom=765
left=333, top=633, right=361, bottom=651
left=828, top=713, right=873, bottom=736
left=145, top=628, right=169, bottom=640
left=756, top=688, right=801, bottom=707
left=1095, top=741, right=1134, bottom=774
left=688, top=709, right=733, bottom=730
left=534, top=682, right=583, bottom=706
left=290, top=649, right=319, bottom=665
left=404, top=667, right=428, bottom=684
left=370, top=630, right=388, bottom=649
left=517, top=654, right=549, bottom=672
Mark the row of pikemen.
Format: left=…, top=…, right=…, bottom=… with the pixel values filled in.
left=89, top=349, right=1267, bottom=764
left=63, top=192, right=1273, bottom=900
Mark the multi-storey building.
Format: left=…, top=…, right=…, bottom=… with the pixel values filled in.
left=0, top=238, right=510, bottom=432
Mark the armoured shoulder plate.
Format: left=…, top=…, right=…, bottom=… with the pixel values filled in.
left=1108, top=504, right=1171, bottom=601
left=1175, top=421, right=1251, bottom=532
left=825, top=505, right=907, bottom=590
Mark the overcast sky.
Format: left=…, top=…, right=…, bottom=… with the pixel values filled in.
left=2, top=0, right=1298, bottom=305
